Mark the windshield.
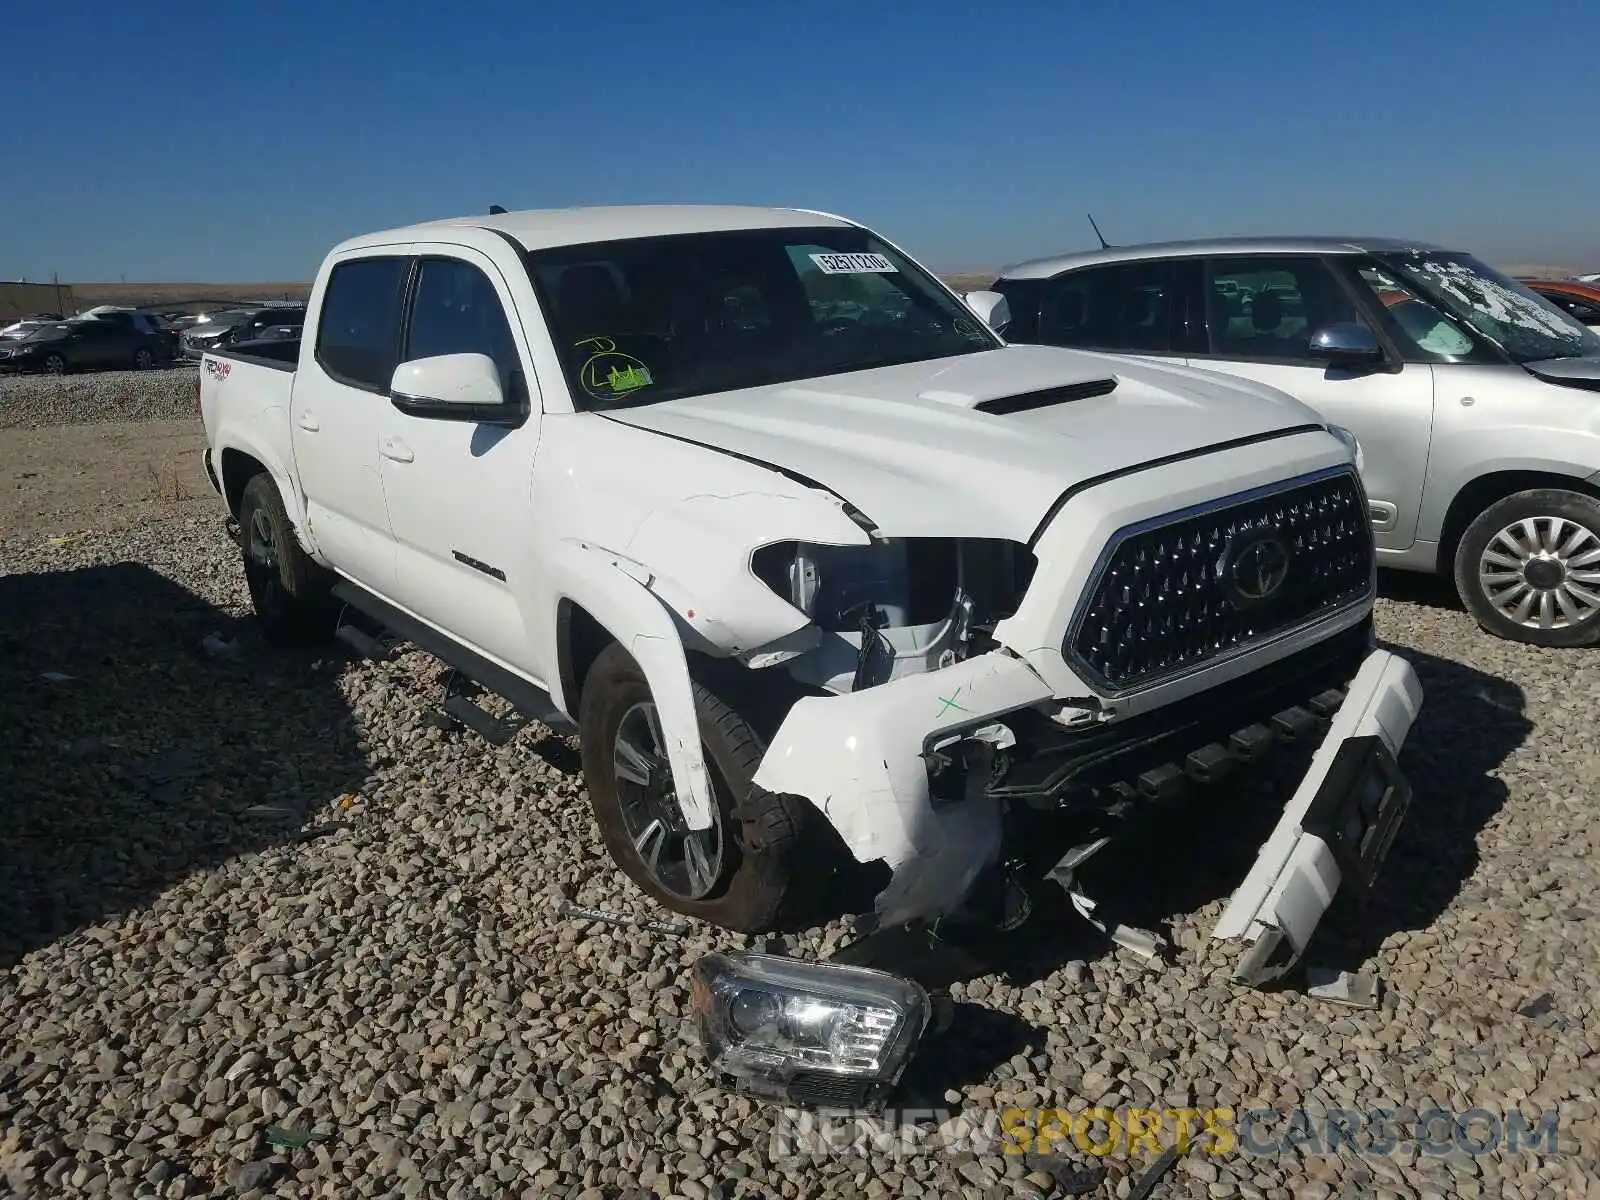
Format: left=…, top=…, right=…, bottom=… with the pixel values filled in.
left=523, top=225, right=999, bottom=409
left=1375, top=251, right=1600, bottom=364
left=24, top=325, right=69, bottom=341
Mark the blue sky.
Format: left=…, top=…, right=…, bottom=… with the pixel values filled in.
left=3, top=0, right=1597, bottom=282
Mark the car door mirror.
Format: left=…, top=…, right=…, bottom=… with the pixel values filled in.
left=389, top=352, right=521, bottom=425
left=964, top=290, right=1012, bottom=333
left=1308, top=322, right=1385, bottom=366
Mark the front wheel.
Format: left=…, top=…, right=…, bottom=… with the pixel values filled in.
left=578, top=643, right=807, bottom=932
left=43, top=353, right=67, bottom=375
left=1454, top=488, right=1600, bottom=647
left=132, top=347, right=155, bottom=370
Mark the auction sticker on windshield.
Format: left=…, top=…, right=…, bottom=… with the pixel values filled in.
left=810, top=252, right=898, bottom=274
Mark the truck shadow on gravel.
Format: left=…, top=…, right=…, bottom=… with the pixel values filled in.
left=0, top=562, right=368, bottom=968
left=858, top=641, right=1528, bottom=1095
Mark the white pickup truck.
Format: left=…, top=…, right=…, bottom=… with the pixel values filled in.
left=199, top=205, right=1423, bottom=1107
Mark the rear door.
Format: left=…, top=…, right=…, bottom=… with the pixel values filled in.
left=1014, top=259, right=1187, bottom=367
left=289, top=250, right=412, bottom=598
left=1183, top=254, right=1438, bottom=552
left=378, top=246, right=544, bottom=669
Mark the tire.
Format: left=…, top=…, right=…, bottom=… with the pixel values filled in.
left=1453, top=487, right=1600, bottom=647
left=578, top=642, right=806, bottom=932
left=237, top=473, right=335, bottom=644
left=43, top=353, right=66, bottom=375
left=132, top=347, right=155, bottom=370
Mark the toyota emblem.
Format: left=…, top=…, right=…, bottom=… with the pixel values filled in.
left=1218, top=528, right=1293, bottom=609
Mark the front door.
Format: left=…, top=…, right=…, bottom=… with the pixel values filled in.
left=378, top=249, right=543, bottom=673
left=1184, top=254, right=1438, bottom=552
left=289, top=251, right=412, bottom=598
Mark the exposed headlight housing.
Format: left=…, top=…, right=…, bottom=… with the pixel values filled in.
left=749, top=537, right=1036, bottom=633
left=1327, top=423, right=1364, bottom=474
left=691, top=952, right=931, bottom=1111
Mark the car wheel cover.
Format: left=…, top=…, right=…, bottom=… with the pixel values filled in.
left=1478, top=515, right=1600, bottom=631
left=612, top=700, right=724, bottom=900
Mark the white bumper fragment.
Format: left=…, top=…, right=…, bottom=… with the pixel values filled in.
left=751, top=651, right=1056, bottom=928
left=1210, top=648, right=1424, bottom=986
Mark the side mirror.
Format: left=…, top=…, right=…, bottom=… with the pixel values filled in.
left=1308, top=322, right=1384, bottom=366
left=389, top=352, right=522, bottom=425
left=964, top=290, right=1012, bottom=333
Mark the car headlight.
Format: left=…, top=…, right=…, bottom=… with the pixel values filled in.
left=1327, top=423, right=1364, bottom=474
left=750, top=538, right=1035, bottom=632
left=690, top=952, right=931, bottom=1110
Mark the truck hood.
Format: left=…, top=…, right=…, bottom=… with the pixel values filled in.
left=603, top=345, right=1323, bottom=540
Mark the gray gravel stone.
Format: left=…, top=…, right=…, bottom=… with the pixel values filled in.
left=0, top=365, right=199, bottom=429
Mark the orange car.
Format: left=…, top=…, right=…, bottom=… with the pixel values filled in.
left=1519, top=278, right=1600, bottom=328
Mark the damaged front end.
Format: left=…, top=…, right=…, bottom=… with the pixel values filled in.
left=690, top=465, right=1425, bottom=1111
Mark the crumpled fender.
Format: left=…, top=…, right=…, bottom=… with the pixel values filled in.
left=543, top=539, right=718, bottom=831
left=752, top=650, right=1057, bottom=926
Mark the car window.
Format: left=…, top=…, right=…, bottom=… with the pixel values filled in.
left=404, top=258, right=522, bottom=398
left=1203, top=256, right=1361, bottom=362
left=1342, top=261, right=1483, bottom=362
left=524, top=225, right=997, bottom=410
left=315, top=256, right=410, bottom=391
left=1035, top=261, right=1177, bottom=353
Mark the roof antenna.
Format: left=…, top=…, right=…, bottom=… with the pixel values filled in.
left=488, top=204, right=507, bottom=215
left=1087, top=212, right=1111, bottom=249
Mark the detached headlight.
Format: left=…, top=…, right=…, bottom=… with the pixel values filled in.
left=1327, top=423, right=1364, bottom=474
left=691, top=952, right=931, bottom=1110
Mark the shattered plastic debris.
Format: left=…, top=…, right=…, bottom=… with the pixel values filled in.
left=38, top=671, right=75, bottom=683
left=556, top=900, right=690, bottom=937
left=45, top=532, right=90, bottom=547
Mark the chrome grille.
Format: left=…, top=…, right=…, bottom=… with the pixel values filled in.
left=1067, top=467, right=1373, bottom=693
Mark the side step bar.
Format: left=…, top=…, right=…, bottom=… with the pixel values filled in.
left=330, top=581, right=577, bottom=735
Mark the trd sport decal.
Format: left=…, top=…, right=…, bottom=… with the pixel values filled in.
left=204, top=359, right=232, bottom=381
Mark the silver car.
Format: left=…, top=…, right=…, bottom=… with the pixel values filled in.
left=977, top=237, right=1600, bottom=647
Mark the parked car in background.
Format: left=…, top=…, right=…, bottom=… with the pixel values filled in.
left=1520, top=279, right=1600, bottom=329
left=0, top=318, right=52, bottom=340
left=75, top=307, right=179, bottom=359
left=180, top=306, right=307, bottom=361
left=978, top=237, right=1600, bottom=647
left=0, top=317, right=168, bottom=373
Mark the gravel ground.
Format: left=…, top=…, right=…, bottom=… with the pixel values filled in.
left=0, top=367, right=199, bottom=430
left=2, top=430, right=1599, bottom=1197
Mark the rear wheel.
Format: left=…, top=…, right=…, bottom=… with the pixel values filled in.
left=1454, top=488, right=1600, bottom=647
left=236, top=473, right=335, bottom=644
left=578, top=643, right=806, bottom=932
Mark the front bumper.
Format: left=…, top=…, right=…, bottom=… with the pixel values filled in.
left=751, top=623, right=1422, bottom=980
left=715, top=637, right=1422, bottom=1109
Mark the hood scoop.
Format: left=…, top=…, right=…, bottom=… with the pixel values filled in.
left=946, top=377, right=1120, bottom=415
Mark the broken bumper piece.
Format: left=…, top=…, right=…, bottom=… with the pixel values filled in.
left=1209, top=648, right=1422, bottom=986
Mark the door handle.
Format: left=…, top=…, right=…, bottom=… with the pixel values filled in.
left=296, top=412, right=320, bottom=432
left=381, top=437, right=415, bottom=464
